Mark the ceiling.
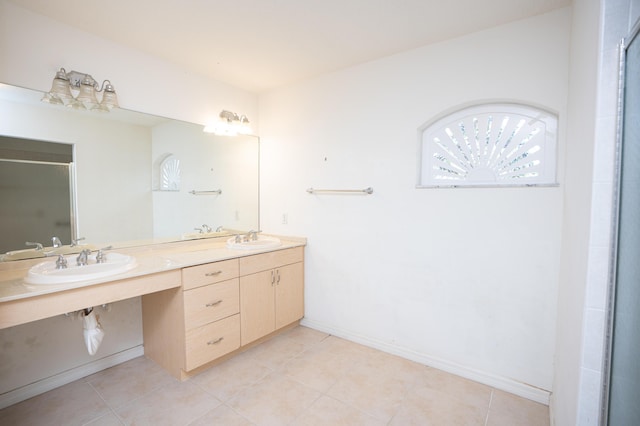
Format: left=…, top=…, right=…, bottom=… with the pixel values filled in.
left=8, top=0, right=571, bottom=93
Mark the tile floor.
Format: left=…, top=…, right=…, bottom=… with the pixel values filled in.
left=0, top=326, right=549, bottom=425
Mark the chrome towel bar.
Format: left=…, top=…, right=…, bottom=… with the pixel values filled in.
left=306, top=187, right=373, bottom=195
left=189, top=189, right=222, bottom=195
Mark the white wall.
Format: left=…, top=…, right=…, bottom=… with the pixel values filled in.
left=567, top=0, right=640, bottom=425
left=260, top=9, right=570, bottom=402
left=551, top=1, right=600, bottom=424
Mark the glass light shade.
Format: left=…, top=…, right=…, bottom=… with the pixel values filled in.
left=206, top=120, right=237, bottom=136
left=99, top=81, right=119, bottom=110
left=68, top=98, right=87, bottom=110
left=238, top=116, right=252, bottom=134
left=75, top=76, right=99, bottom=109
left=48, top=71, right=73, bottom=104
left=41, top=92, right=64, bottom=105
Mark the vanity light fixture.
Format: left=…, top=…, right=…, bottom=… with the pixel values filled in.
left=41, top=68, right=119, bottom=112
left=203, top=110, right=252, bottom=136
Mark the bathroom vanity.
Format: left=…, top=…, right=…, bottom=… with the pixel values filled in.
left=0, top=236, right=305, bottom=380
left=141, top=245, right=304, bottom=379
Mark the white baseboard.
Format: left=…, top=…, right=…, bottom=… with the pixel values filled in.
left=301, top=318, right=551, bottom=405
left=0, top=345, right=144, bottom=410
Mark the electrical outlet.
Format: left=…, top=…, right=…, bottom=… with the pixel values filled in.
left=282, top=213, right=288, bottom=225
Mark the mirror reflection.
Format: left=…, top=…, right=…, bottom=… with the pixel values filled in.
left=0, top=83, right=259, bottom=260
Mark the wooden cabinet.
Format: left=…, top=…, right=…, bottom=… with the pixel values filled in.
left=142, top=258, right=241, bottom=379
left=239, top=247, right=304, bottom=345
left=142, top=245, right=304, bottom=380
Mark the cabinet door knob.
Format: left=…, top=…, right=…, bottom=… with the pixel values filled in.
left=205, top=299, right=223, bottom=307
left=276, top=269, right=281, bottom=284
left=207, top=337, right=224, bottom=345
left=271, top=270, right=275, bottom=286
left=205, top=270, right=223, bottom=277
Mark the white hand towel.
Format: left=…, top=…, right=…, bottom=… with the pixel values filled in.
left=82, top=309, right=105, bottom=355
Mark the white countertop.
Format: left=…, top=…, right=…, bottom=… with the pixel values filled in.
left=0, top=235, right=306, bottom=303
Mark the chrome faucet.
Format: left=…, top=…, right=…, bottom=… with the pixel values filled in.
left=202, top=224, right=212, bottom=233
left=248, top=230, right=260, bottom=241
left=52, top=236, right=62, bottom=248
left=76, top=249, right=91, bottom=266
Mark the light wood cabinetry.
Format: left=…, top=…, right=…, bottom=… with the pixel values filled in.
left=142, top=259, right=241, bottom=379
left=239, top=247, right=304, bottom=346
left=142, top=246, right=304, bottom=379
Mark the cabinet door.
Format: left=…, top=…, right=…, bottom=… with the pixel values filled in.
left=240, top=269, right=276, bottom=345
left=275, top=262, right=304, bottom=329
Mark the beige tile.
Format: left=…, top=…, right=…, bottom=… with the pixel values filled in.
left=486, top=390, right=549, bottom=426
left=281, top=344, right=355, bottom=392
left=279, top=325, right=329, bottom=348
left=390, top=386, right=487, bottom=426
left=314, top=335, right=379, bottom=359
left=359, top=351, right=427, bottom=386
left=326, top=362, right=410, bottom=422
left=0, top=380, right=110, bottom=426
left=229, top=372, right=321, bottom=426
left=193, top=351, right=272, bottom=401
left=86, top=356, right=175, bottom=409
left=116, top=380, right=221, bottom=426
left=243, top=334, right=306, bottom=370
left=188, top=404, right=253, bottom=426
left=412, top=367, right=492, bottom=411
left=85, top=411, right=126, bottom=425
left=296, top=395, right=386, bottom=426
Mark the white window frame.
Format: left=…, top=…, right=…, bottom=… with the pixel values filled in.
left=417, top=102, right=558, bottom=188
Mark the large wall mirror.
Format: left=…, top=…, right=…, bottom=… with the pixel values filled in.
left=0, top=83, right=259, bottom=260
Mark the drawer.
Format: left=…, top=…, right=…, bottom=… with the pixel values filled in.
left=182, top=259, right=239, bottom=290
left=183, top=279, right=239, bottom=329
left=185, top=314, right=240, bottom=371
left=239, top=246, right=304, bottom=276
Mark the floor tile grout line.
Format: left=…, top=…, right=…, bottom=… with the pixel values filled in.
left=484, top=389, right=495, bottom=426
left=84, top=381, right=125, bottom=426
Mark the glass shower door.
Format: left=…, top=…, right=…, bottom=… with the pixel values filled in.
left=605, top=21, right=640, bottom=426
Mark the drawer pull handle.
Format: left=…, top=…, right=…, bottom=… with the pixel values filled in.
left=205, top=300, right=223, bottom=307
left=207, top=337, right=224, bottom=345
left=205, top=271, right=223, bottom=277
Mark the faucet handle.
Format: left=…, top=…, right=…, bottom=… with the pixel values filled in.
left=70, top=237, right=86, bottom=247
left=25, top=241, right=44, bottom=251
left=202, top=224, right=212, bottom=233
left=95, top=246, right=113, bottom=264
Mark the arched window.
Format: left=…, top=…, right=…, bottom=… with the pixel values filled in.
left=418, top=102, right=558, bottom=187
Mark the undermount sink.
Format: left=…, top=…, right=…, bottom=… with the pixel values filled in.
left=25, top=252, right=137, bottom=285
left=226, top=235, right=282, bottom=250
